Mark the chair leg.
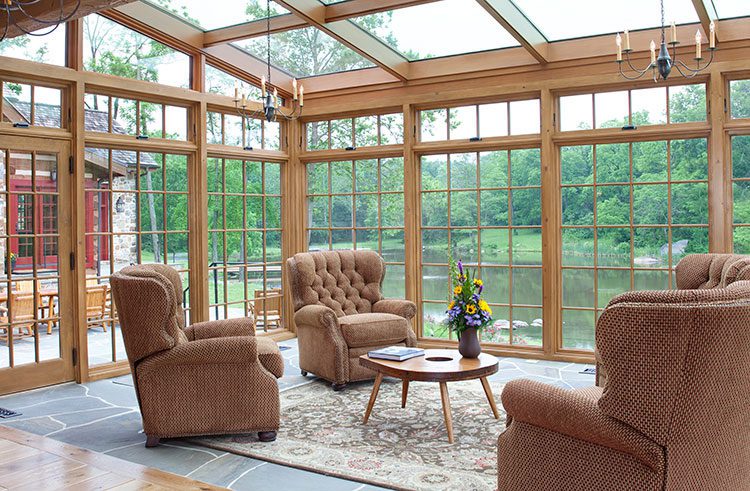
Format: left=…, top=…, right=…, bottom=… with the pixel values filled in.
left=300, top=370, right=308, bottom=376
left=145, top=435, right=160, bottom=448
left=258, top=431, right=277, bottom=442
left=332, top=382, right=347, bottom=391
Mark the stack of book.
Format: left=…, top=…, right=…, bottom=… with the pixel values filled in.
left=368, top=346, right=425, bottom=361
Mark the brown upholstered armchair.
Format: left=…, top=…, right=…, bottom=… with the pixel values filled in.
left=287, top=250, right=417, bottom=390
left=110, top=264, right=284, bottom=447
left=497, top=256, right=750, bottom=490
left=597, top=253, right=750, bottom=387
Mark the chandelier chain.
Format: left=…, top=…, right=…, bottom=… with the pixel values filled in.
left=266, top=0, right=271, bottom=86
left=660, top=0, right=665, bottom=44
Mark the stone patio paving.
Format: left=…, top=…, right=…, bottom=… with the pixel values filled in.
left=0, top=339, right=595, bottom=490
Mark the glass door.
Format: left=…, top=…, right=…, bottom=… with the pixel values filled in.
left=0, top=137, right=74, bottom=394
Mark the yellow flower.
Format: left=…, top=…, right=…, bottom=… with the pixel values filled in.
left=466, top=304, right=477, bottom=315
left=448, top=301, right=455, bottom=310
left=479, top=300, right=492, bottom=315
left=473, top=278, right=483, bottom=287
left=453, top=285, right=462, bottom=295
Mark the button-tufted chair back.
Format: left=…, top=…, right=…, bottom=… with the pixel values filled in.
left=287, top=250, right=385, bottom=317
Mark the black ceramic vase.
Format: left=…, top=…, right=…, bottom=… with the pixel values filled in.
left=458, top=327, right=481, bottom=358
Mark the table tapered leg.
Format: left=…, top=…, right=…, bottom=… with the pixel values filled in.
left=363, top=372, right=383, bottom=424
left=480, top=376, right=500, bottom=419
left=439, top=382, right=454, bottom=443
left=401, top=380, right=409, bottom=408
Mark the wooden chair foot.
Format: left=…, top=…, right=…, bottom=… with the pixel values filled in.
left=332, top=382, right=347, bottom=391
left=258, top=431, right=277, bottom=442
left=145, top=435, right=160, bottom=448
left=300, top=370, right=308, bottom=376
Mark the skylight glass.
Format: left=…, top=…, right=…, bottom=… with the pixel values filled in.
left=233, top=27, right=375, bottom=78
left=712, top=0, right=750, bottom=19
left=145, top=0, right=289, bottom=31
left=512, top=0, right=700, bottom=41
left=352, top=0, right=520, bottom=61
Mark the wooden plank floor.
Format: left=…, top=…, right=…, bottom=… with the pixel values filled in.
left=0, top=426, right=228, bottom=490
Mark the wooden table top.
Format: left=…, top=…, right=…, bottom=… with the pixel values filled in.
left=359, top=349, right=499, bottom=382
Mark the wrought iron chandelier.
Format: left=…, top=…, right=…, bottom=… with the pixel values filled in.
left=1, top=0, right=80, bottom=42
left=234, top=0, right=303, bottom=123
left=615, top=0, right=716, bottom=81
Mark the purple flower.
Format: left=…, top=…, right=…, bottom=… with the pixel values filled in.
left=478, top=284, right=483, bottom=294
left=457, top=260, right=464, bottom=276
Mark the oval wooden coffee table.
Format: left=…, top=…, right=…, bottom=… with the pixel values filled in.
left=359, top=349, right=499, bottom=443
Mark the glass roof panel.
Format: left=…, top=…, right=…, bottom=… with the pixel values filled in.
left=352, top=0, right=520, bottom=61
left=233, top=27, right=375, bottom=78
left=712, top=0, right=750, bottom=18
left=512, top=0, right=700, bottom=41
left=145, top=0, right=289, bottom=31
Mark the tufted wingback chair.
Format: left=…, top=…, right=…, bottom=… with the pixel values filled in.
left=286, top=250, right=417, bottom=390
left=111, top=264, right=284, bottom=447
left=498, top=272, right=750, bottom=490
left=595, top=253, right=750, bottom=387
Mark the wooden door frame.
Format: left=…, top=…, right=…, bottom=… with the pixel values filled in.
left=0, top=136, right=74, bottom=394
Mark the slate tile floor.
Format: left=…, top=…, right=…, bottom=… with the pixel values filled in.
left=0, top=340, right=594, bottom=490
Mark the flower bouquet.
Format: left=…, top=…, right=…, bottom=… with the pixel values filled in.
left=445, top=257, right=492, bottom=358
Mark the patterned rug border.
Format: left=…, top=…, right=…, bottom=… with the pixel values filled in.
left=189, top=437, right=405, bottom=490
left=188, top=378, right=505, bottom=491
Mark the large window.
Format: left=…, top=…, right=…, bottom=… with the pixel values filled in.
left=84, top=149, right=191, bottom=366
left=733, top=135, right=750, bottom=254
left=0, top=26, right=66, bottom=66
left=731, top=79, right=750, bottom=120
left=559, top=84, right=706, bottom=131
left=560, top=138, right=709, bottom=350
left=2, top=80, right=63, bottom=129
left=0, top=149, right=63, bottom=369
left=306, top=113, right=404, bottom=151
left=207, top=158, right=283, bottom=330
left=306, top=158, right=406, bottom=298
left=84, top=93, right=188, bottom=141
left=420, top=99, right=540, bottom=142
left=83, top=14, right=190, bottom=88
left=420, top=150, right=542, bottom=346
left=207, top=111, right=281, bottom=151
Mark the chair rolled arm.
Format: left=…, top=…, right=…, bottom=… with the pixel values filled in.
left=501, top=379, right=664, bottom=474
left=138, top=336, right=258, bottom=375
left=372, top=299, right=417, bottom=320
left=184, top=317, right=255, bottom=340
left=294, top=304, right=339, bottom=330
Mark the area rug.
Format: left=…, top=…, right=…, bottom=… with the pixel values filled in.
left=189, top=377, right=506, bottom=490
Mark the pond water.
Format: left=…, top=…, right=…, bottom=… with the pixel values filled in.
left=378, top=231, right=679, bottom=352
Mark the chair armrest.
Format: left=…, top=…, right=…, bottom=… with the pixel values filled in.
left=138, top=337, right=258, bottom=375
left=184, top=317, right=255, bottom=340
left=294, top=304, right=339, bottom=330
left=501, top=379, right=664, bottom=474
left=372, top=299, right=416, bottom=320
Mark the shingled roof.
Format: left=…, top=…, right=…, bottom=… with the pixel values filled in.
left=3, top=97, right=156, bottom=169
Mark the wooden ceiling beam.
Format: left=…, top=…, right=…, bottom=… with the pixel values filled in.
left=1, top=0, right=133, bottom=38
left=273, top=0, right=409, bottom=81
left=475, top=0, right=548, bottom=64
left=324, top=0, right=439, bottom=23
left=203, top=15, right=306, bottom=47
left=690, top=0, right=720, bottom=43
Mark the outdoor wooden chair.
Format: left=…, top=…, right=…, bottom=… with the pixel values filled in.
left=254, top=288, right=282, bottom=332
left=0, top=292, right=36, bottom=343
left=86, top=285, right=109, bottom=332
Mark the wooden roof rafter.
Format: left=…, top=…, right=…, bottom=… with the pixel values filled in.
left=690, top=0, right=720, bottom=43
left=475, top=0, right=548, bottom=64
left=203, top=0, right=441, bottom=47
left=272, top=0, right=410, bottom=82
